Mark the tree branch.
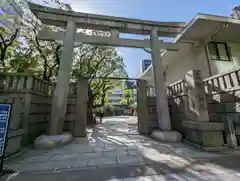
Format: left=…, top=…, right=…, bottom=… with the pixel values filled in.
left=87, top=46, right=98, bottom=74
left=55, top=44, right=61, bottom=65
left=88, top=54, right=107, bottom=84
left=6, top=29, right=19, bottom=46
left=0, top=33, right=6, bottom=46
left=93, top=82, right=113, bottom=108
left=32, top=26, right=50, bottom=80
left=47, top=44, right=62, bottom=81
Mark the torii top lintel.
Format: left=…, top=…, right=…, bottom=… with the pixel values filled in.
left=28, top=2, right=185, bottom=37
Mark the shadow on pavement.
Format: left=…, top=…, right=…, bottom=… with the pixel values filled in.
left=3, top=116, right=240, bottom=181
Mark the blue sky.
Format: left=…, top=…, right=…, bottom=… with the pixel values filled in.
left=62, top=0, right=239, bottom=77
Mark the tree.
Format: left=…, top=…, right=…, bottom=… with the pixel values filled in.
left=0, top=13, right=21, bottom=70
left=1, top=0, right=73, bottom=80
left=232, top=5, right=240, bottom=19
left=1, top=0, right=128, bottom=126
left=120, top=89, right=133, bottom=105
left=72, top=44, right=127, bottom=124
left=15, top=0, right=73, bottom=80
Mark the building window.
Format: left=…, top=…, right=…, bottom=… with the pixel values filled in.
left=207, top=42, right=231, bottom=61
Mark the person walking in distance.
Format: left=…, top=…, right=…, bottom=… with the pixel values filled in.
left=99, top=107, right=104, bottom=124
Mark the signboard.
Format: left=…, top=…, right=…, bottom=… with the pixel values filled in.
left=0, top=104, right=11, bottom=156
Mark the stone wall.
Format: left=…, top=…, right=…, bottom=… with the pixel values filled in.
left=204, top=69, right=240, bottom=147
left=0, top=73, right=55, bottom=150
left=147, top=96, right=158, bottom=133
left=27, top=93, right=52, bottom=145
left=167, top=80, right=187, bottom=136
left=146, top=80, right=187, bottom=136
left=0, top=73, right=88, bottom=157
left=145, top=70, right=225, bottom=151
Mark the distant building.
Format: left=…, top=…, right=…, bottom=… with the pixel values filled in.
left=107, top=81, right=137, bottom=106
left=125, top=80, right=135, bottom=89
left=107, top=88, right=123, bottom=105
left=141, top=59, right=151, bottom=73
left=132, top=88, right=137, bottom=104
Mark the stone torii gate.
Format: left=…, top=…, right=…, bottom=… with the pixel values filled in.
left=28, top=3, right=185, bottom=142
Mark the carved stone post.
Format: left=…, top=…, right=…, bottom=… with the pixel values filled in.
left=183, top=70, right=224, bottom=151
left=23, top=76, right=33, bottom=133
left=185, top=70, right=209, bottom=122
left=73, top=79, right=88, bottom=137
left=137, top=80, right=150, bottom=134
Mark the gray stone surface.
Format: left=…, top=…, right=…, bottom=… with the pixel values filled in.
left=151, top=129, right=182, bottom=143
left=5, top=158, right=240, bottom=181
left=34, top=132, right=73, bottom=149
left=182, top=121, right=224, bottom=131
left=5, top=116, right=240, bottom=181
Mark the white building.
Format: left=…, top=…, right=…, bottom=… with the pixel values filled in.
left=141, top=14, right=240, bottom=86
left=107, top=88, right=123, bottom=105
left=106, top=83, right=137, bottom=106
left=132, top=88, right=137, bottom=104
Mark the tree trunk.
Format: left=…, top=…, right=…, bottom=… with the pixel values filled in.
left=0, top=47, right=7, bottom=67
left=87, top=86, right=94, bottom=125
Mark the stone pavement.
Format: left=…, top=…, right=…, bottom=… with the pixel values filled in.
left=3, top=116, right=240, bottom=181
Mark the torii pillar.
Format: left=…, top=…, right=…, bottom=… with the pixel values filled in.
left=49, top=21, right=76, bottom=135
left=150, top=27, right=181, bottom=142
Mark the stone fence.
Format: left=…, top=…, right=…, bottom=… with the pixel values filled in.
left=167, top=80, right=187, bottom=136
left=143, top=69, right=239, bottom=151
left=0, top=73, right=88, bottom=157
left=203, top=69, right=240, bottom=147
left=145, top=80, right=187, bottom=135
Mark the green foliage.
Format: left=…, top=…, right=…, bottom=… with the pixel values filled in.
left=119, top=99, right=129, bottom=105
left=72, top=44, right=127, bottom=108
left=0, top=0, right=64, bottom=78
left=120, top=89, right=133, bottom=105
left=0, top=0, right=128, bottom=111
left=0, top=15, right=21, bottom=70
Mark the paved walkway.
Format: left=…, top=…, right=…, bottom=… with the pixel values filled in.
left=3, top=116, right=240, bottom=181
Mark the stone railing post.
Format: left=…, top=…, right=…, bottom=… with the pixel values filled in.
left=183, top=70, right=224, bottom=151
left=137, top=79, right=150, bottom=135
left=182, top=81, right=190, bottom=122
left=73, top=79, right=88, bottom=137
left=23, top=76, right=33, bottom=134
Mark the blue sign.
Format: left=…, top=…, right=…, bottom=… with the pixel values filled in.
left=0, top=104, right=11, bottom=156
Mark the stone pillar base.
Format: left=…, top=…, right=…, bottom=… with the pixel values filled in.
left=34, top=132, right=73, bottom=149
left=151, top=129, right=182, bottom=142
left=182, top=121, right=224, bottom=151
